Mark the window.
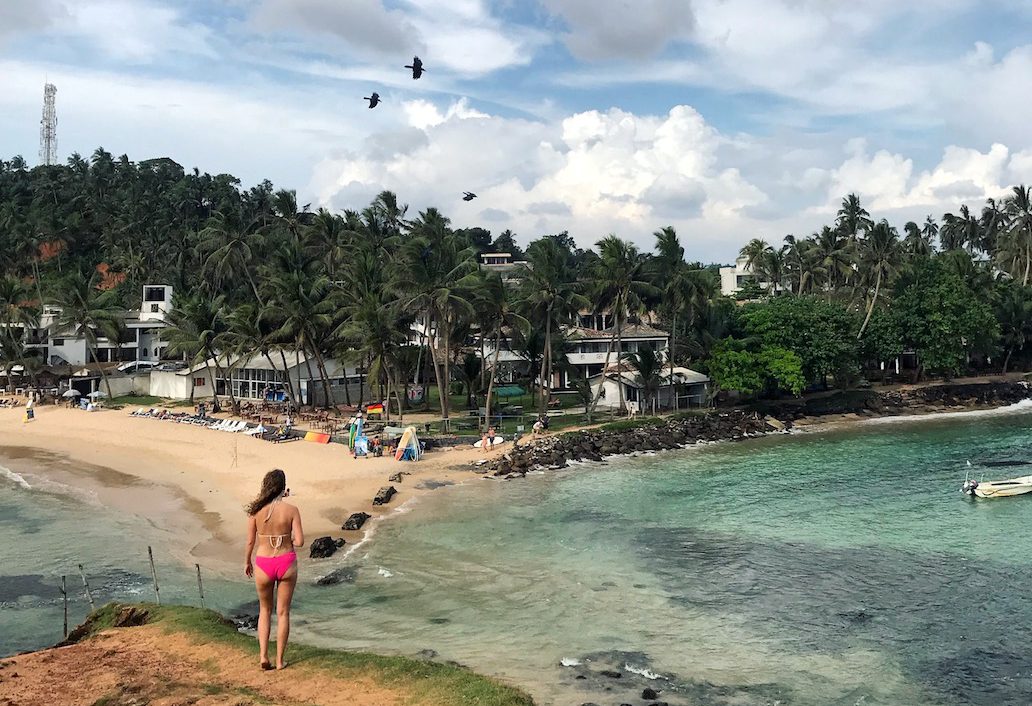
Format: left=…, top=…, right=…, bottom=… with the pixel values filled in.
left=144, top=287, right=166, bottom=302
left=194, top=377, right=206, bottom=387
left=53, top=338, right=64, bottom=346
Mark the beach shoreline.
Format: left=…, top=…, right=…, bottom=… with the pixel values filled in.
left=4, top=378, right=1029, bottom=578
left=0, top=406, right=488, bottom=579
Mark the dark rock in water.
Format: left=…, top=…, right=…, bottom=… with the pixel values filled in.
left=575, top=675, right=586, bottom=680
left=599, top=669, right=622, bottom=678
left=428, top=617, right=449, bottom=624
left=642, top=686, right=659, bottom=699
left=372, top=485, right=397, bottom=506
left=0, top=574, right=54, bottom=602
left=416, top=479, right=455, bottom=490
left=838, top=609, right=873, bottom=625
left=230, top=613, right=259, bottom=631
left=342, top=512, right=371, bottom=530
left=314, top=567, right=357, bottom=586
left=416, top=649, right=438, bottom=660
left=982, top=460, right=1032, bottom=467
left=648, top=702, right=669, bottom=706
left=580, top=703, right=601, bottom=706
left=310, top=536, right=345, bottom=558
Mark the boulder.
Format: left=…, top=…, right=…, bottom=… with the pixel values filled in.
left=342, top=512, right=371, bottom=531
left=372, top=486, right=398, bottom=506
left=314, top=567, right=357, bottom=586
left=310, top=536, right=345, bottom=559
left=642, top=687, right=659, bottom=699
left=388, top=472, right=403, bottom=483
left=599, top=669, right=622, bottom=678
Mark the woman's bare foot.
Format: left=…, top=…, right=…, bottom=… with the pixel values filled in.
left=260, top=660, right=273, bottom=671
left=276, top=661, right=288, bottom=670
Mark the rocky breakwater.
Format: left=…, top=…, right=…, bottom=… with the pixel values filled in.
left=755, top=379, right=1032, bottom=420
left=478, top=410, right=789, bottom=478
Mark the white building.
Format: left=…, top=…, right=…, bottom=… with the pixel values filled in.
left=719, top=256, right=759, bottom=297
left=589, top=364, right=710, bottom=412
left=149, top=352, right=362, bottom=405
left=482, top=322, right=672, bottom=389
left=29, top=284, right=174, bottom=366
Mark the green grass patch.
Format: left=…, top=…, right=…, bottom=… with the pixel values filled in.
left=73, top=603, right=534, bottom=706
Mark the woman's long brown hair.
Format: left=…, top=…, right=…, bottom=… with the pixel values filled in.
left=246, top=469, right=286, bottom=516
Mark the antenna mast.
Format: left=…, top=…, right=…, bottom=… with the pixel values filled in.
left=39, top=82, right=58, bottom=165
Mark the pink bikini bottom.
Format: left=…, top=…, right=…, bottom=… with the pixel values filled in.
left=254, top=552, right=297, bottom=581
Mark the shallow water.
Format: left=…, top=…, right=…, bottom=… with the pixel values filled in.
left=0, top=458, right=252, bottom=655
left=6, top=407, right=1032, bottom=705
left=295, top=406, right=1032, bottom=705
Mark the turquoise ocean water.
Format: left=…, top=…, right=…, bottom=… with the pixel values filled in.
left=6, top=404, right=1032, bottom=705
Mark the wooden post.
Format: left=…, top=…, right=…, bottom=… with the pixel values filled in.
left=147, top=546, right=161, bottom=605
left=61, top=575, right=68, bottom=638
left=77, top=564, right=95, bottom=612
left=195, top=563, right=205, bottom=609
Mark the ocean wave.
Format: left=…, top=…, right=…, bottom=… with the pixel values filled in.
left=377, top=567, right=393, bottom=578
left=0, top=466, right=32, bottom=490
left=0, top=464, right=99, bottom=503
left=624, top=663, right=666, bottom=680
left=559, top=657, right=581, bottom=667
left=862, top=398, right=1032, bottom=425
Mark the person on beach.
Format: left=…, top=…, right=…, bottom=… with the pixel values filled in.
left=244, top=469, right=304, bottom=671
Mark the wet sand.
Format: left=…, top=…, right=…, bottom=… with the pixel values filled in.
left=0, top=406, right=493, bottom=576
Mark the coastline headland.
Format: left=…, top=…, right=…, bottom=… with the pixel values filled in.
left=0, top=603, right=534, bottom=706
left=479, top=379, right=1032, bottom=477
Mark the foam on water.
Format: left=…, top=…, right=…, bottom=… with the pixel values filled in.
left=0, top=465, right=31, bottom=490
left=863, top=397, right=1032, bottom=425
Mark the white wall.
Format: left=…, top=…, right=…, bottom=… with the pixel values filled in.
left=49, top=337, right=87, bottom=365
left=149, top=370, right=195, bottom=399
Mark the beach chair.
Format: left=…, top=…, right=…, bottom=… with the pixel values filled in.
left=228, top=420, right=248, bottom=432
left=208, top=419, right=230, bottom=431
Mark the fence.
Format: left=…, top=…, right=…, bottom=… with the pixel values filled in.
left=56, top=545, right=208, bottom=638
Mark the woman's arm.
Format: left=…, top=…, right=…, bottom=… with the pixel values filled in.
left=244, top=514, right=256, bottom=577
left=292, top=507, right=305, bottom=549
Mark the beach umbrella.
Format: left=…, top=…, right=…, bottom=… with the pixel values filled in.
left=61, top=389, right=81, bottom=398
left=88, top=390, right=107, bottom=399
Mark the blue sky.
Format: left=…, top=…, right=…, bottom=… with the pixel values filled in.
left=2, top=0, right=1032, bottom=260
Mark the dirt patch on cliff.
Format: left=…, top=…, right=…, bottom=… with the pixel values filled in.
left=0, top=622, right=402, bottom=706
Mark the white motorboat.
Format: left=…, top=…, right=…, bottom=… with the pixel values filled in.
left=962, top=475, right=1032, bottom=498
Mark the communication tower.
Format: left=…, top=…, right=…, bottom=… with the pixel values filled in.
left=39, top=83, right=58, bottom=165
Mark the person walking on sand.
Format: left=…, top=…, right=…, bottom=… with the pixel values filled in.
left=244, top=469, right=304, bottom=671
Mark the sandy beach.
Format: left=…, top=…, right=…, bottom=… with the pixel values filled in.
left=0, top=405, right=491, bottom=577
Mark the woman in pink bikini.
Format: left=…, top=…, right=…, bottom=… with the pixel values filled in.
left=244, top=469, right=304, bottom=670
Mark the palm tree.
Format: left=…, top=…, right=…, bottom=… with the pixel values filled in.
left=995, top=282, right=1032, bottom=373
left=621, top=347, right=665, bottom=415
left=813, top=226, right=852, bottom=292
left=653, top=226, right=686, bottom=410
left=941, top=204, right=980, bottom=252
left=739, top=238, right=773, bottom=275
left=856, top=220, right=901, bottom=339
left=584, top=236, right=655, bottom=416
left=1002, top=185, right=1032, bottom=286
left=520, top=237, right=589, bottom=414
left=836, top=193, right=873, bottom=242
left=396, top=208, right=477, bottom=427
left=163, top=293, right=230, bottom=407
left=902, top=221, right=933, bottom=260
left=51, top=269, right=124, bottom=399
left=468, top=270, right=530, bottom=430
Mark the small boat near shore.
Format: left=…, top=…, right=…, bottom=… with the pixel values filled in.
left=962, top=475, right=1032, bottom=498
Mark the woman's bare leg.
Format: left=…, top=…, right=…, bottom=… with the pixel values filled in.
left=275, top=565, right=298, bottom=669
left=255, top=569, right=275, bottom=667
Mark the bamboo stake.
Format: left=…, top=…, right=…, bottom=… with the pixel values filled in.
left=61, top=575, right=68, bottom=638
left=77, top=564, right=95, bottom=612
left=195, top=563, right=205, bottom=609
left=147, top=546, right=161, bottom=605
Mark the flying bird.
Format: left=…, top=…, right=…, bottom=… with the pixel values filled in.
left=364, top=92, right=381, bottom=108
left=405, top=56, right=425, bottom=80
left=462, top=192, right=477, bottom=201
